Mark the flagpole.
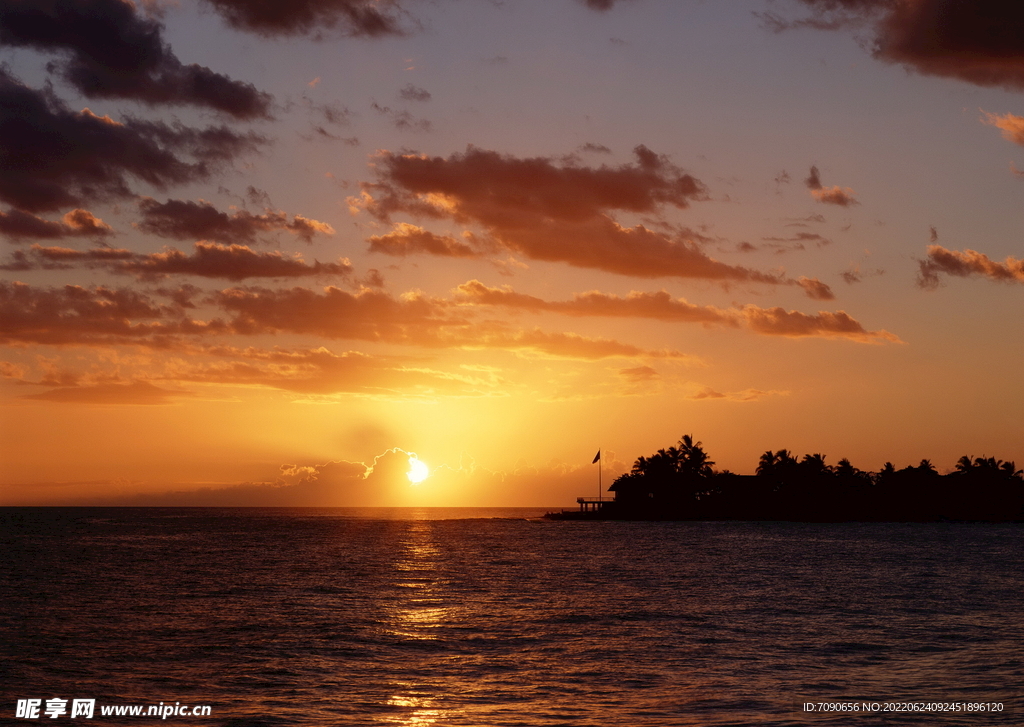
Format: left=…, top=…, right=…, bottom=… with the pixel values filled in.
left=598, top=447, right=602, bottom=502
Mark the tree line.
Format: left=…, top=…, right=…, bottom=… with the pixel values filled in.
left=607, top=435, right=1024, bottom=521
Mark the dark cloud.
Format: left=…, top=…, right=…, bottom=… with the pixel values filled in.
left=455, top=280, right=898, bottom=342
left=120, top=242, right=352, bottom=281
left=784, top=1, right=1024, bottom=91
left=761, top=231, right=832, bottom=252
left=399, top=84, right=431, bottom=102
left=0, top=69, right=264, bottom=213
left=796, top=276, right=835, bottom=300
left=214, top=285, right=693, bottom=360
left=803, top=166, right=858, bottom=206
left=0, top=280, right=216, bottom=346
left=355, top=145, right=831, bottom=297
left=5, top=241, right=352, bottom=281
left=370, top=102, right=432, bottom=132
left=0, top=208, right=112, bottom=240
left=455, top=280, right=734, bottom=325
left=137, top=198, right=334, bottom=244
left=0, top=0, right=271, bottom=118
left=368, top=224, right=479, bottom=258
left=202, top=0, right=405, bottom=38
left=742, top=305, right=899, bottom=342
left=581, top=0, right=630, bottom=9
left=917, top=245, right=1024, bottom=289
left=805, top=165, right=823, bottom=190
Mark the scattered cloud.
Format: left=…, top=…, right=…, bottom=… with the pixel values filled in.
left=618, top=365, right=659, bottom=382
left=917, top=244, right=1024, bottom=288
left=368, top=223, right=479, bottom=258
left=804, top=165, right=858, bottom=206
left=981, top=111, right=1024, bottom=146
left=454, top=281, right=734, bottom=325
left=688, top=386, right=787, bottom=402
left=137, top=198, right=334, bottom=244
left=0, top=209, right=112, bottom=241
left=811, top=186, right=859, bottom=206
left=201, top=0, right=406, bottom=38
left=0, top=69, right=264, bottom=213
left=455, top=280, right=894, bottom=343
left=796, top=276, right=835, bottom=300
left=399, top=84, right=431, bottom=102
left=742, top=305, right=900, bottom=343
left=0, top=280, right=212, bottom=346
left=773, top=1, right=1024, bottom=92
left=20, top=380, right=191, bottom=405
left=0, top=0, right=272, bottom=118
left=4, top=242, right=352, bottom=282
left=371, top=102, right=432, bottom=132
left=355, top=146, right=828, bottom=297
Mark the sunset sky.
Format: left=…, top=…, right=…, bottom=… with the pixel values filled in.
left=3, top=0, right=1024, bottom=506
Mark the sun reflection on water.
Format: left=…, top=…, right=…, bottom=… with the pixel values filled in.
left=375, top=523, right=464, bottom=725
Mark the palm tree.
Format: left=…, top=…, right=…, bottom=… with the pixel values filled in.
left=677, top=434, right=714, bottom=478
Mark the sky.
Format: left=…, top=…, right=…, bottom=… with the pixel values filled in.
left=2, top=0, right=1024, bottom=507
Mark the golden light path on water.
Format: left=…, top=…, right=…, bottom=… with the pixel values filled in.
left=378, top=520, right=459, bottom=726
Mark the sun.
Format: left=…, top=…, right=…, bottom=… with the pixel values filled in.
left=407, top=456, right=429, bottom=484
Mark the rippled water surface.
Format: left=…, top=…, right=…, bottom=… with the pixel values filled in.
left=2, top=508, right=1022, bottom=725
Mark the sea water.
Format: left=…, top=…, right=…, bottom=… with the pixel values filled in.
left=1, top=508, right=1021, bottom=726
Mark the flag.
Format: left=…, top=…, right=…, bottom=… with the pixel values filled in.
left=592, top=450, right=601, bottom=464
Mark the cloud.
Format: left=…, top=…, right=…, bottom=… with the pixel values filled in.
left=368, top=223, right=479, bottom=258
left=455, top=280, right=896, bottom=343
left=137, top=198, right=334, bottom=244
left=805, top=165, right=823, bottom=190
left=4, top=242, right=353, bottom=281
left=804, top=166, right=858, bottom=206
left=581, top=0, right=630, bottom=9
left=214, top=285, right=695, bottom=359
left=981, top=111, right=1024, bottom=146
left=454, top=280, right=734, bottom=325
left=399, top=84, right=431, bottom=102
left=688, top=386, right=786, bottom=402
left=355, top=146, right=826, bottom=296
left=20, top=380, right=190, bottom=405
left=0, top=0, right=272, bottom=118
left=119, top=242, right=353, bottom=281
left=0, top=209, right=112, bottom=241
left=201, top=0, right=405, bottom=38
left=779, top=1, right=1024, bottom=91
left=618, top=365, right=659, bottom=382
left=0, top=281, right=215, bottom=346
left=917, top=244, right=1024, bottom=289
left=166, top=346, right=497, bottom=396
left=760, top=231, right=831, bottom=252
left=811, top=186, right=859, bottom=206
left=796, top=276, right=835, bottom=300
left=741, top=305, right=900, bottom=343
left=370, top=102, right=432, bottom=132
left=0, top=69, right=264, bottom=213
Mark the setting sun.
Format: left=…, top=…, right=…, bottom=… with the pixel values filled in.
left=407, top=456, right=429, bottom=484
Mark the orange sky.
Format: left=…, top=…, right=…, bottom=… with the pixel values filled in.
left=3, top=0, right=1024, bottom=506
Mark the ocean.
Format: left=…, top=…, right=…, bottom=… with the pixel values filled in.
left=1, top=508, right=1021, bottom=726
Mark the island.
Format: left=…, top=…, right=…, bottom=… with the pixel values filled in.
left=546, top=435, right=1024, bottom=522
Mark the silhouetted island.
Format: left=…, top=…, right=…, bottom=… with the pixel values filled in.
left=546, top=435, right=1024, bottom=522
